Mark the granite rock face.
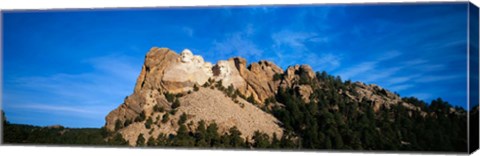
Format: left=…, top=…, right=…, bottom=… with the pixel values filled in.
left=105, top=48, right=285, bottom=146
left=105, top=47, right=424, bottom=146
left=225, top=57, right=284, bottom=105
left=350, top=82, right=421, bottom=112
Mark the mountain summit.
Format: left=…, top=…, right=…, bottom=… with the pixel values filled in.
left=104, top=47, right=463, bottom=148
left=3, top=47, right=469, bottom=151
left=105, top=48, right=287, bottom=145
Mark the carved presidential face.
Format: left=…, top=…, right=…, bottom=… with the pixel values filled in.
left=217, top=61, right=231, bottom=77
left=180, top=49, right=193, bottom=63
left=203, top=62, right=213, bottom=76
left=193, top=55, right=204, bottom=65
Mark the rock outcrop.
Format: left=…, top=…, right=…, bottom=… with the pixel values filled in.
left=105, top=47, right=285, bottom=146
left=118, top=88, right=283, bottom=145
left=105, top=46, right=426, bottom=146
left=349, top=82, right=421, bottom=112
left=281, top=65, right=315, bottom=88
left=225, top=58, right=284, bottom=105
left=279, top=65, right=316, bottom=103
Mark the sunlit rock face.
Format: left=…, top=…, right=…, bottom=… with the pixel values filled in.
left=125, top=47, right=284, bottom=106
left=228, top=58, right=284, bottom=104
left=105, top=47, right=430, bottom=147
left=162, top=49, right=213, bottom=93
left=216, top=60, right=231, bottom=79
left=105, top=47, right=284, bottom=146
left=180, top=49, right=194, bottom=63
left=203, top=62, right=213, bottom=77
left=193, top=55, right=204, bottom=65
left=211, top=60, right=244, bottom=89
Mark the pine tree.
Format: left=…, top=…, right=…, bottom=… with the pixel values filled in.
left=252, top=131, right=270, bottom=148
left=228, top=126, right=244, bottom=147
left=172, top=99, right=180, bottom=109
left=193, top=84, right=199, bottom=91
left=145, top=117, right=153, bottom=129
left=147, top=136, right=156, bottom=146
left=108, top=133, right=127, bottom=145
left=162, top=113, right=169, bottom=123
left=270, top=133, right=281, bottom=148
left=195, top=120, right=209, bottom=147
left=247, top=94, right=256, bottom=105
left=114, top=119, right=123, bottom=131
left=165, top=92, right=175, bottom=103
left=173, top=124, right=194, bottom=146
left=136, top=133, right=145, bottom=147
left=206, top=122, right=220, bottom=146
left=178, top=113, right=188, bottom=125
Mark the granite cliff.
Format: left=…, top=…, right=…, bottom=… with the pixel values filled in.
left=105, top=47, right=425, bottom=146
left=105, top=48, right=285, bottom=145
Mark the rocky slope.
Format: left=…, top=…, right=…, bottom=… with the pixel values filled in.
left=105, top=47, right=426, bottom=146
left=277, top=64, right=422, bottom=114
left=105, top=47, right=285, bottom=146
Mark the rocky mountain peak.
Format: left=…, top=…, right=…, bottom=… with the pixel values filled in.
left=133, top=47, right=283, bottom=100
left=105, top=47, right=287, bottom=146
left=281, top=65, right=315, bottom=87
left=141, top=48, right=287, bottom=105
left=105, top=47, right=429, bottom=146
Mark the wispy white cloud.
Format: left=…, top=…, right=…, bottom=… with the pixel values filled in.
left=272, top=30, right=311, bottom=50
left=210, top=25, right=263, bottom=60
left=305, top=53, right=342, bottom=71
left=387, top=74, right=421, bottom=85
left=11, top=55, right=139, bottom=100
left=245, top=24, right=255, bottom=36
left=403, top=59, right=428, bottom=66
left=363, top=67, right=403, bottom=83
left=212, top=33, right=263, bottom=59
left=415, top=74, right=464, bottom=83
left=250, top=6, right=278, bottom=14
left=336, top=61, right=377, bottom=81
left=378, top=50, right=402, bottom=60
left=408, top=93, right=433, bottom=100
left=4, top=54, right=141, bottom=127
left=419, top=39, right=466, bottom=52
left=335, top=51, right=403, bottom=81
left=268, top=28, right=338, bottom=72
left=85, top=54, right=140, bottom=82
left=417, top=64, right=447, bottom=72
left=260, top=7, right=344, bottom=71
left=12, top=73, right=100, bottom=100
left=388, top=84, right=415, bottom=92
left=11, top=103, right=107, bottom=117
left=271, top=30, right=328, bottom=52
left=182, top=27, right=194, bottom=37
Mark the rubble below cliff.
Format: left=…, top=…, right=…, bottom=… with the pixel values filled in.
left=105, top=47, right=285, bottom=146
left=105, top=47, right=428, bottom=146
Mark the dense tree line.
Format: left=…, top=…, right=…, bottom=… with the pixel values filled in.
left=134, top=119, right=295, bottom=149
left=3, top=123, right=107, bottom=145
left=470, top=105, right=479, bottom=153
left=1, top=70, right=476, bottom=152
left=1, top=110, right=129, bottom=146
left=1, top=110, right=292, bottom=149
left=269, top=70, right=469, bottom=152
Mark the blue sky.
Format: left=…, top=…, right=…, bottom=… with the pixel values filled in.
left=2, top=3, right=470, bottom=128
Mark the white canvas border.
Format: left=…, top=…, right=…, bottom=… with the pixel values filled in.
left=0, top=0, right=478, bottom=156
